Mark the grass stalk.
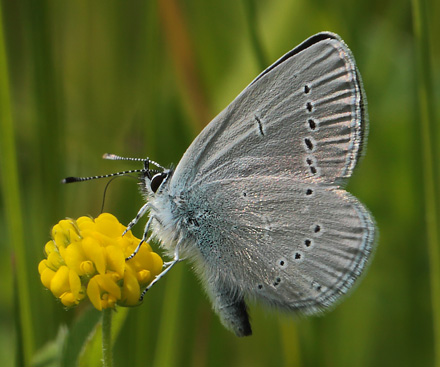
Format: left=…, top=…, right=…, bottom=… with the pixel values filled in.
left=152, top=267, right=184, bottom=367
left=242, top=0, right=268, bottom=70
left=0, top=3, right=34, bottom=366
left=411, top=0, right=440, bottom=365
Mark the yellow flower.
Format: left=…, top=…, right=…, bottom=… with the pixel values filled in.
left=38, top=213, right=163, bottom=309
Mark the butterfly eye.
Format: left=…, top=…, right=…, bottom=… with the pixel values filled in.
left=150, top=173, right=167, bottom=193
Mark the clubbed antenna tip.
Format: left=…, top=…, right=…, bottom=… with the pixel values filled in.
left=61, top=177, right=79, bottom=184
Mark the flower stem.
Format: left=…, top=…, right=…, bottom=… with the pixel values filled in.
left=102, top=308, right=114, bottom=367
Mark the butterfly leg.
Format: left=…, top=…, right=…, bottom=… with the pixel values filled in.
left=123, top=202, right=151, bottom=236
left=125, top=215, right=155, bottom=260
left=139, top=244, right=182, bottom=301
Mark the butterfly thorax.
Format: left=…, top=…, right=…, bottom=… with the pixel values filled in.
left=147, top=179, right=206, bottom=260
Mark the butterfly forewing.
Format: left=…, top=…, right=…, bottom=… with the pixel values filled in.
left=171, top=32, right=366, bottom=191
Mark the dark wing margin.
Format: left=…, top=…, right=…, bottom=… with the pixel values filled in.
left=251, top=33, right=342, bottom=86
left=171, top=32, right=367, bottom=190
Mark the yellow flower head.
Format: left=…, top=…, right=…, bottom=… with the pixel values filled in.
left=38, top=213, right=163, bottom=310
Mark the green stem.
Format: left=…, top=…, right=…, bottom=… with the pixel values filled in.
left=278, top=316, right=302, bottom=367
left=152, top=266, right=184, bottom=367
left=411, top=0, right=440, bottom=365
left=242, top=0, right=268, bottom=70
left=102, top=309, right=114, bottom=367
left=0, top=3, right=34, bottom=365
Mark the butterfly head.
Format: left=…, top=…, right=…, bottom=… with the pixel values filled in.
left=141, top=167, right=172, bottom=195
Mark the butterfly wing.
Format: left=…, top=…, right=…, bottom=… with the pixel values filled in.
left=162, top=32, right=374, bottom=336
left=185, top=176, right=375, bottom=335
left=171, top=32, right=367, bottom=191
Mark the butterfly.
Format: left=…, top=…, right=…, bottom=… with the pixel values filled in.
left=66, top=32, right=375, bottom=336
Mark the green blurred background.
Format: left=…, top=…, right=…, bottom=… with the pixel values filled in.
left=1, top=0, right=439, bottom=366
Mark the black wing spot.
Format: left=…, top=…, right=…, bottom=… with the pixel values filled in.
left=304, top=85, right=311, bottom=94
left=306, top=102, right=313, bottom=112
left=304, top=138, right=314, bottom=151
left=304, top=239, right=312, bottom=247
left=278, top=258, right=288, bottom=268
left=305, top=156, right=319, bottom=176
left=306, top=188, right=313, bottom=196
left=312, top=281, right=322, bottom=291
left=254, top=115, right=265, bottom=136
left=273, top=277, right=282, bottom=287
left=308, top=119, right=316, bottom=130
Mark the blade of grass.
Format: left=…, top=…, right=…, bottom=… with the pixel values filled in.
left=159, top=0, right=212, bottom=131
left=411, top=0, right=440, bottom=365
left=151, top=266, right=185, bottom=367
left=0, top=3, right=34, bottom=366
left=278, top=315, right=301, bottom=367
left=241, top=0, right=268, bottom=70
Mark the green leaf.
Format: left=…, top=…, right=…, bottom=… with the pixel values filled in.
left=31, top=326, right=68, bottom=367
left=62, top=307, right=101, bottom=367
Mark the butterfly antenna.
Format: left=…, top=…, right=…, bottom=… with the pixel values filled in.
left=62, top=153, right=165, bottom=184
left=61, top=169, right=147, bottom=184
left=99, top=175, right=133, bottom=213
left=103, top=153, right=165, bottom=170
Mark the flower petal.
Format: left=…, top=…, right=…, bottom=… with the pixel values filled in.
left=150, top=252, right=164, bottom=276
left=44, top=241, right=56, bottom=256
left=129, top=246, right=163, bottom=277
left=87, top=276, right=102, bottom=311
left=120, top=267, right=141, bottom=306
left=69, top=269, right=82, bottom=298
left=105, top=245, right=125, bottom=277
left=50, top=266, right=70, bottom=297
left=76, top=216, right=95, bottom=236
left=95, top=274, right=121, bottom=300
left=102, top=293, right=117, bottom=309
left=82, top=237, right=106, bottom=274
left=136, top=269, right=152, bottom=285
left=38, top=259, right=48, bottom=275
left=79, top=260, right=95, bottom=275
left=64, top=242, right=88, bottom=275
left=40, top=267, right=56, bottom=289
left=60, top=292, right=77, bottom=307
left=52, top=219, right=80, bottom=248
left=46, top=251, right=64, bottom=270
left=95, top=213, right=124, bottom=238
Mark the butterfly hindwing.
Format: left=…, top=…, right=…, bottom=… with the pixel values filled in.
left=182, top=176, right=374, bottom=330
